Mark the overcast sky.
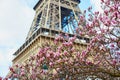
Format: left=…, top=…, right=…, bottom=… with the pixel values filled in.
left=0, top=0, right=102, bottom=78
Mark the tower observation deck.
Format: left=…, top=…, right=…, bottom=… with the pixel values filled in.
left=12, top=0, right=89, bottom=65
left=26, top=0, right=81, bottom=40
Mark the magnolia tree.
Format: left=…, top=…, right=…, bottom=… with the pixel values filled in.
left=0, top=0, right=120, bottom=80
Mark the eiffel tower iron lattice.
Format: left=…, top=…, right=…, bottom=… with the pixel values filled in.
left=26, top=0, right=81, bottom=39
left=12, top=0, right=89, bottom=66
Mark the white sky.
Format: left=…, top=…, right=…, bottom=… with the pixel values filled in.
left=0, top=0, right=102, bottom=78
left=90, top=0, right=103, bottom=12
left=0, top=0, right=35, bottom=77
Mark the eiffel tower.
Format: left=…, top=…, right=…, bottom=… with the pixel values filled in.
left=12, top=0, right=89, bottom=65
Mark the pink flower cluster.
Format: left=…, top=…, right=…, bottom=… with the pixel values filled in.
left=1, top=0, right=120, bottom=79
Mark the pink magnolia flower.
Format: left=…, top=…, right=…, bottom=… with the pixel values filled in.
left=71, top=48, right=75, bottom=52
left=56, top=68, right=60, bottom=71
left=36, top=61, right=40, bottom=67
left=39, top=48, right=44, bottom=55
left=69, top=41, right=73, bottom=46
left=104, top=0, right=110, bottom=6
left=87, top=46, right=91, bottom=51
left=3, top=78, right=8, bottom=80
left=9, top=67, right=15, bottom=73
left=79, top=15, right=85, bottom=22
left=31, top=73, right=36, bottom=79
left=57, top=46, right=62, bottom=52
left=118, top=43, right=120, bottom=48
left=101, top=29, right=105, bottom=33
left=94, top=11, right=99, bottom=15
left=65, top=33, right=69, bottom=39
left=81, top=50, right=87, bottom=58
left=116, top=51, right=120, bottom=55
left=36, top=54, right=40, bottom=58
left=69, top=36, right=76, bottom=42
left=13, top=74, right=18, bottom=78
left=110, top=44, right=115, bottom=48
left=44, top=47, right=50, bottom=51
left=54, top=52, right=60, bottom=58
left=94, top=20, right=100, bottom=27
left=79, top=31, right=83, bottom=36
left=8, top=74, right=13, bottom=79
left=86, top=61, right=92, bottom=65
left=63, top=51, right=68, bottom=56
left=77, top=52, right=80, bottom=58
left=112, top=11, right=118, bottom=18
left=0, top=77, right=2, bottom=80
left=49, top=62, right=53, bottom=67
left=101, top=0, right=104, bottom=2
left=112, top=59, right=117, bottom=65
left=62, top=42, right=72, bottom=47
left=111, top=19, right=117, bottom=26
left=46, top=53, right=50, bottom=58
left=21, top=71, right=25, bottom=76
left=54, top=37, right=60, bottom=43
left=20, top=68, right=25, bottom=73
left=41, top=57, right=45, bottom=61
left=15, top=64, right=19, bottom=68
